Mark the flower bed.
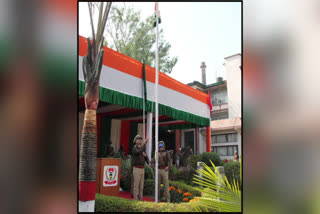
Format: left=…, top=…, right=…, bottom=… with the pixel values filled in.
left=170, top=188, right=195, bottom=203
left=144, top=179, right=202, bottom=198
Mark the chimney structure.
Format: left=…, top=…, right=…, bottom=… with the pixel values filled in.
left=200, top=62, right=207, bottom=85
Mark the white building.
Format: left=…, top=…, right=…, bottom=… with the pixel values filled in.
left=224, top=53, right=241, bottom=119
left=187, top=54, right=242, bottom=160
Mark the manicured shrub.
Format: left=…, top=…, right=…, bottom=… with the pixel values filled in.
left=144, top=164, right=154, bottom=180
left=169, top=180, right=202, bottom=197
left=200, top=152, right=221, bottom=166
left=169, top=166, right=179, bottom=180
left=168, top=166, right=195, bottom=184
left=190, top=154, right=201, bottom=169
left=120, top=159, right=132, bottom=191
left=143, top=179, right=155, bottom=196
left=183, top=168, right=195, bottom=185
left=95, top=193, right=203, bottom=212
left=224, top=161, right=240, bottom=185
left=220, top=158, right=228, bottom=166
left=174, top=167, right=195, bottom=185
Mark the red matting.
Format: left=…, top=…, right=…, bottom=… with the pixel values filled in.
left=118, top=191, right=155, bottom=202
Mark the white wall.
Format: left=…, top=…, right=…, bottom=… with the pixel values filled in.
left=199, top=128, right=207, bottom=154
left=225, top=54, right=241, bottom=119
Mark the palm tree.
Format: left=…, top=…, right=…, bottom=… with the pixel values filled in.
left=192, top=159, right=242, bottom=212
left=79, top=2, right=112, bottom=212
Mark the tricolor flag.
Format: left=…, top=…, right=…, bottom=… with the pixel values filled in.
left=153, top=2, right=161, bottom=28
left=142, top=61, right=147, bottom=142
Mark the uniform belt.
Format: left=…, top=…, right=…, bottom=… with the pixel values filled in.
left=159, top=166, right=166, bottom=169
left=134, top=166, right=144, bottom=168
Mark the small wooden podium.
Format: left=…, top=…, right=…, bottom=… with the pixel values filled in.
left=96, top=158, right=121, bottom=197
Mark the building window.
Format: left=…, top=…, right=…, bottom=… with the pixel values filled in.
left=212, top=112, right=220, bottom=121
left=211, top=87, right=228, bottom=106
left=212, top=145, right=238, bottom=156
left=219, top=111, right=228, bottom=119
left=211, top=111, right=229, bottom=121
left=211, top=133, right=238, bottom=143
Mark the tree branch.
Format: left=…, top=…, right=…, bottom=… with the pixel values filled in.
left=99, top=2, right=112, bottom=45
left=96, top=2, right=104, bottom=54
left=88, top=3, right=96, bottom=59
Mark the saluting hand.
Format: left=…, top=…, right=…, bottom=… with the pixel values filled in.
left=145, top=137, right=149, bottom=144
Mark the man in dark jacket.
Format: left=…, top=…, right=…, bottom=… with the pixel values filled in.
left=151, top=141, right=172, bottom=202
left=131, top=135, right=148, bottom=200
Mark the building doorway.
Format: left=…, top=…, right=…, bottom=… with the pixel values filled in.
left=184, top=130, right=195, bottom=154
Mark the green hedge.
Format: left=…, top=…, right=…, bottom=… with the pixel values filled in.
left=145, top=164, right=154, bottom=180
left=144, top=179, right=202, bottom=197
left=224, top=161, right=240, bottom=185
left=120, top=159, right=132, bottom=191
left=169, top=166, right=179, bottom=181
left=95, top=193, right=204, bottom=212
left=168, top=167, right=196, bottom=185
left=191, top=155, right=202, bottom=169
left=200, top=152, right=221, bottom=166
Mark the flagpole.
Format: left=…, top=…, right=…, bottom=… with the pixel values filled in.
left=154, top=1, right=159, bottom=203
left=143, top=67, right=145, bottom=142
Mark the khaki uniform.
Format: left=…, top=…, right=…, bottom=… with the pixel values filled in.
left=151, top=147, right=172, bottom=202
left=131, top=143, right=146, bottom=200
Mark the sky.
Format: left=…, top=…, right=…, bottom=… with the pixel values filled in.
left=79, top=2, right=241, bottom=85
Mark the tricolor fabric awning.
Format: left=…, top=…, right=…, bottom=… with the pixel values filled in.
left=78, top=35, right=211, bottom=130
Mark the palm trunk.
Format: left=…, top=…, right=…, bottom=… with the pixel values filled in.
left=79, top=109, right=97, bottom=212
left=79, top=3, right=112, bottom=212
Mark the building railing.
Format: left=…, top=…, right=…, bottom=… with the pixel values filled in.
left=212, top=103, right=228, bottom=111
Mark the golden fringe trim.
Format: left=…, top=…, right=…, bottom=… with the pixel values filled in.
left=84, top=109, right=96, bottom=121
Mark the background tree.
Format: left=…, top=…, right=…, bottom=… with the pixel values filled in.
left=105, top=3, right=178, bottom=74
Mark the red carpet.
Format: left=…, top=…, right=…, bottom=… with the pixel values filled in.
left=119, top=191, right=155, bottom=202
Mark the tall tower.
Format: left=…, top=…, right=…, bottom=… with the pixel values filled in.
left=200, top=62, right=207, bottom=85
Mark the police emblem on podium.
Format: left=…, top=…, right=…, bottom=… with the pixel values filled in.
left=103, top=165, right=118, bottom=186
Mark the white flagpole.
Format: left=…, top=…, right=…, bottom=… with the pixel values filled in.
left=154, top=1, right=159, bottom=203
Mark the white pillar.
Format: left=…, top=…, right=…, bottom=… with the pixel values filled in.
left=147, top=112, right=153, bottom=159
left=79, top=200, right=95, bottom=212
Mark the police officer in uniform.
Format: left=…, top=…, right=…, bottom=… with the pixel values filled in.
left=131, top=135, right=148, bottom=200
left=151, top=141, right=172, bottom=202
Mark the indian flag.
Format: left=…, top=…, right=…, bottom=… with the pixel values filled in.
left=153, top=2, right=161, bottom=28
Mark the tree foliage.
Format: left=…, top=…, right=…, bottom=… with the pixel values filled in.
left=104, top=3, right=178, bottom=74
